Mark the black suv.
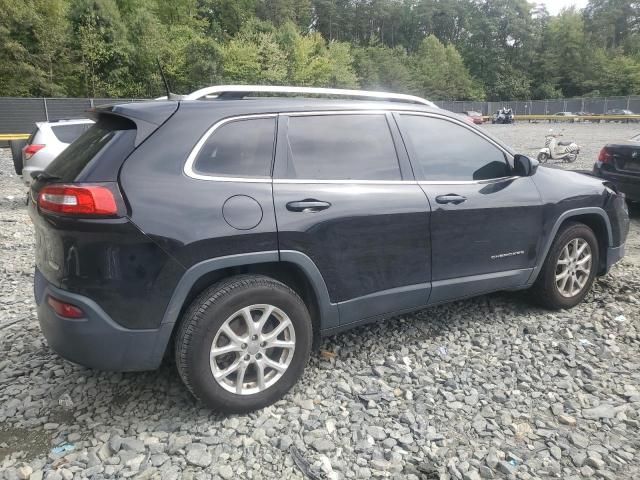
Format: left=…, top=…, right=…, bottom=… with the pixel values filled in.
left=29, top=86, right=629, bottom=413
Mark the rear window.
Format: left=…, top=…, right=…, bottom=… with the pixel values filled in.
left=192, top=117, right=276, bottom=178
left=45, top=116, right=136, bottom=182
left=51, top=123, right=91, bottom=144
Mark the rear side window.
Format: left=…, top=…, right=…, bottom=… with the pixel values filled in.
left=193, top=117, right=275, bottom=178
left=398, top=115, right=510, bottom=181
left=46, top=116, right=135, bottom=182
left=285, top=114, right=401, bottom=180
left=51, top=124, right=91, bottom=144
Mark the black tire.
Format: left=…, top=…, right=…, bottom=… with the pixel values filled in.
left=531, top=222, right=599, bottom=310
left=537, top=152, right=549, bottom=163
left=9, top=139, right=26, bottom=175
left=175, top=274, right=313, bottom=413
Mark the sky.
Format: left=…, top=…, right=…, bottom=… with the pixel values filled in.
left=537, top=0, right=589, bottom=15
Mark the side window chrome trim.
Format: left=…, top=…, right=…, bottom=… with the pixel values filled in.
left=274, top=179, right=417, bottom=185
left=183, top=109, right=515, bottom=183
left=184, top=113, right=277, bottom=181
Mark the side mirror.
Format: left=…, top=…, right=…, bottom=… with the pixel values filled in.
left=513, top=154, right=539, bottom=177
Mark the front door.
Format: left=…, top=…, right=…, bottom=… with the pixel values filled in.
left=272, top=112, right=431, bottom=327
left=395, top=113, right=543, bottom=304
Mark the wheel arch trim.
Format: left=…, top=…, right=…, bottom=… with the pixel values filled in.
left=161, top=250, right=338, bottom=329
left=528, top=207, right=612, bottom=284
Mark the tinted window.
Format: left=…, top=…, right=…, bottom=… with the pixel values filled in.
left=399, top=115, right=510, bottom=181
left=46, top=116, right=135, bottom=181
left=193, top=118, right=275, bottom=177
left=286, top=114, right=401, bottom=180
left=51, top=123, right=91, bottom=144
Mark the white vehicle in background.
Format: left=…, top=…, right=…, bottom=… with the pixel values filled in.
left=20, top=119, right=94, bottom=185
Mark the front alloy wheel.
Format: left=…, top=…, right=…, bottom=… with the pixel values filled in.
left=531, top=222, right=599, bottom=310
left=555, top=238, right=592, bottom=297
left=211, top=304, right=296, bottom=395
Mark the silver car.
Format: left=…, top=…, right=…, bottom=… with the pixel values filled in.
left=22, top=119, right=94, bottom=184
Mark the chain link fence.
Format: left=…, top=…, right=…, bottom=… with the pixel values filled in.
left=0, top=97, right=145, bottom=135
left=435, top=95, right=640, bottom=116
left=2, top=95, right=640, bottom=135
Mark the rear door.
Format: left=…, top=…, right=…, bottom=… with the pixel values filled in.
left=395, top=113, right=543, bottom=304
left=273, top=112, right=431, bottom=328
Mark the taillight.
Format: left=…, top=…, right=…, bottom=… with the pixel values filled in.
left=38, top=184, right=120, bottom=217
left=23, top=144, right=45, bottom=160
left=47, top=295, right=85, bottom=319
left=598, top=147, right=613, bottom=164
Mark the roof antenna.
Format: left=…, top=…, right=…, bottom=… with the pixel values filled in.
left=156, top=57, right=185, bottom=100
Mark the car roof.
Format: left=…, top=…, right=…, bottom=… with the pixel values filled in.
left=98, top=97, right=516, bottom=156
left=102, top=97, right=448, bottom=121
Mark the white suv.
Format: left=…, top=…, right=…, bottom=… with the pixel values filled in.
left=21, top=119, right=94, bottom=185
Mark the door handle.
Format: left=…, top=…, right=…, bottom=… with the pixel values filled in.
left=286, top=199, right=331, bottom=212
left=435, top=194, right=467, bottom=205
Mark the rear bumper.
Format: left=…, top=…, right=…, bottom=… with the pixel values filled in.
left=35, top=268, right=173, bottom=371
left=22, top=166, right=42, bottom=185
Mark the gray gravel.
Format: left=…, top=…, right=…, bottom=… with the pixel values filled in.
left=1, top=122, right=640, bottom=480
left=482, top=121, right=640, bottom=172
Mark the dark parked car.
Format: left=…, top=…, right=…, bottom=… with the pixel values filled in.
left=30, top=86, right=629, bottom=412
left=593, top=134, right=640, bottom=201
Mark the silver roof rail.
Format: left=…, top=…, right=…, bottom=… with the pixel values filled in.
left=182, top=85, right=438, bottom=108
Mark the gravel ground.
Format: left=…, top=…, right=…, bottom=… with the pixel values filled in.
left=1, top=121, right=640, bottom=480
left=482, top=122, right=640, bottom=172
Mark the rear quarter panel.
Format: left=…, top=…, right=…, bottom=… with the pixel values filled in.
left=118, top=102, right=279, bottom=268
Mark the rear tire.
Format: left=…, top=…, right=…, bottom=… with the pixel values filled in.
left=9, top=139, right=26, bottom=175
left=531, top=222, right=599, bottom=310
left=175, top=275, right=313, bottom=413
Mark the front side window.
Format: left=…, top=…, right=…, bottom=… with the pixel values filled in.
left=398, top=115, right=511, bottom=181
left=285, top=114, right=401, bottom=180
left=193, top=117, right=276, bottom=177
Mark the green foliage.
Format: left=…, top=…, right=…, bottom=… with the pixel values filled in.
left=0, top=0, right=639, bottom=101
left=412, top=35, right=483, bottom=100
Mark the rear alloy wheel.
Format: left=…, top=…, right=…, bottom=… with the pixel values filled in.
left=531, top=222, right=599, bottom=309
left=211, top=304, right=296, bottom=395
left=175, top=275, right=312, bottom=413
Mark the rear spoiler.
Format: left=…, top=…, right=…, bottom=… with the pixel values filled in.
left=88, top=101, right=179, bottom=147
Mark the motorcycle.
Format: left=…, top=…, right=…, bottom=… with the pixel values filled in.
left=537, top=130, right=580, bottom=163
left=492, top=108, right=514, bottom=124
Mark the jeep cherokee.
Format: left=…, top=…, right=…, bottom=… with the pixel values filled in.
left=29, top=86, right=629, bottom=413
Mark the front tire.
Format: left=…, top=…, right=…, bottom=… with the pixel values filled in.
left=175, top=275, right=313, bottom=413
left=537, top=152, right=550, bottom=163
left=531, top=222, right=599, bottom=309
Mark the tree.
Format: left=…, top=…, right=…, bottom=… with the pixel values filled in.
left=353, top=43, right=414, bottom=92
left=411, top=35, right=482, bottom=100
